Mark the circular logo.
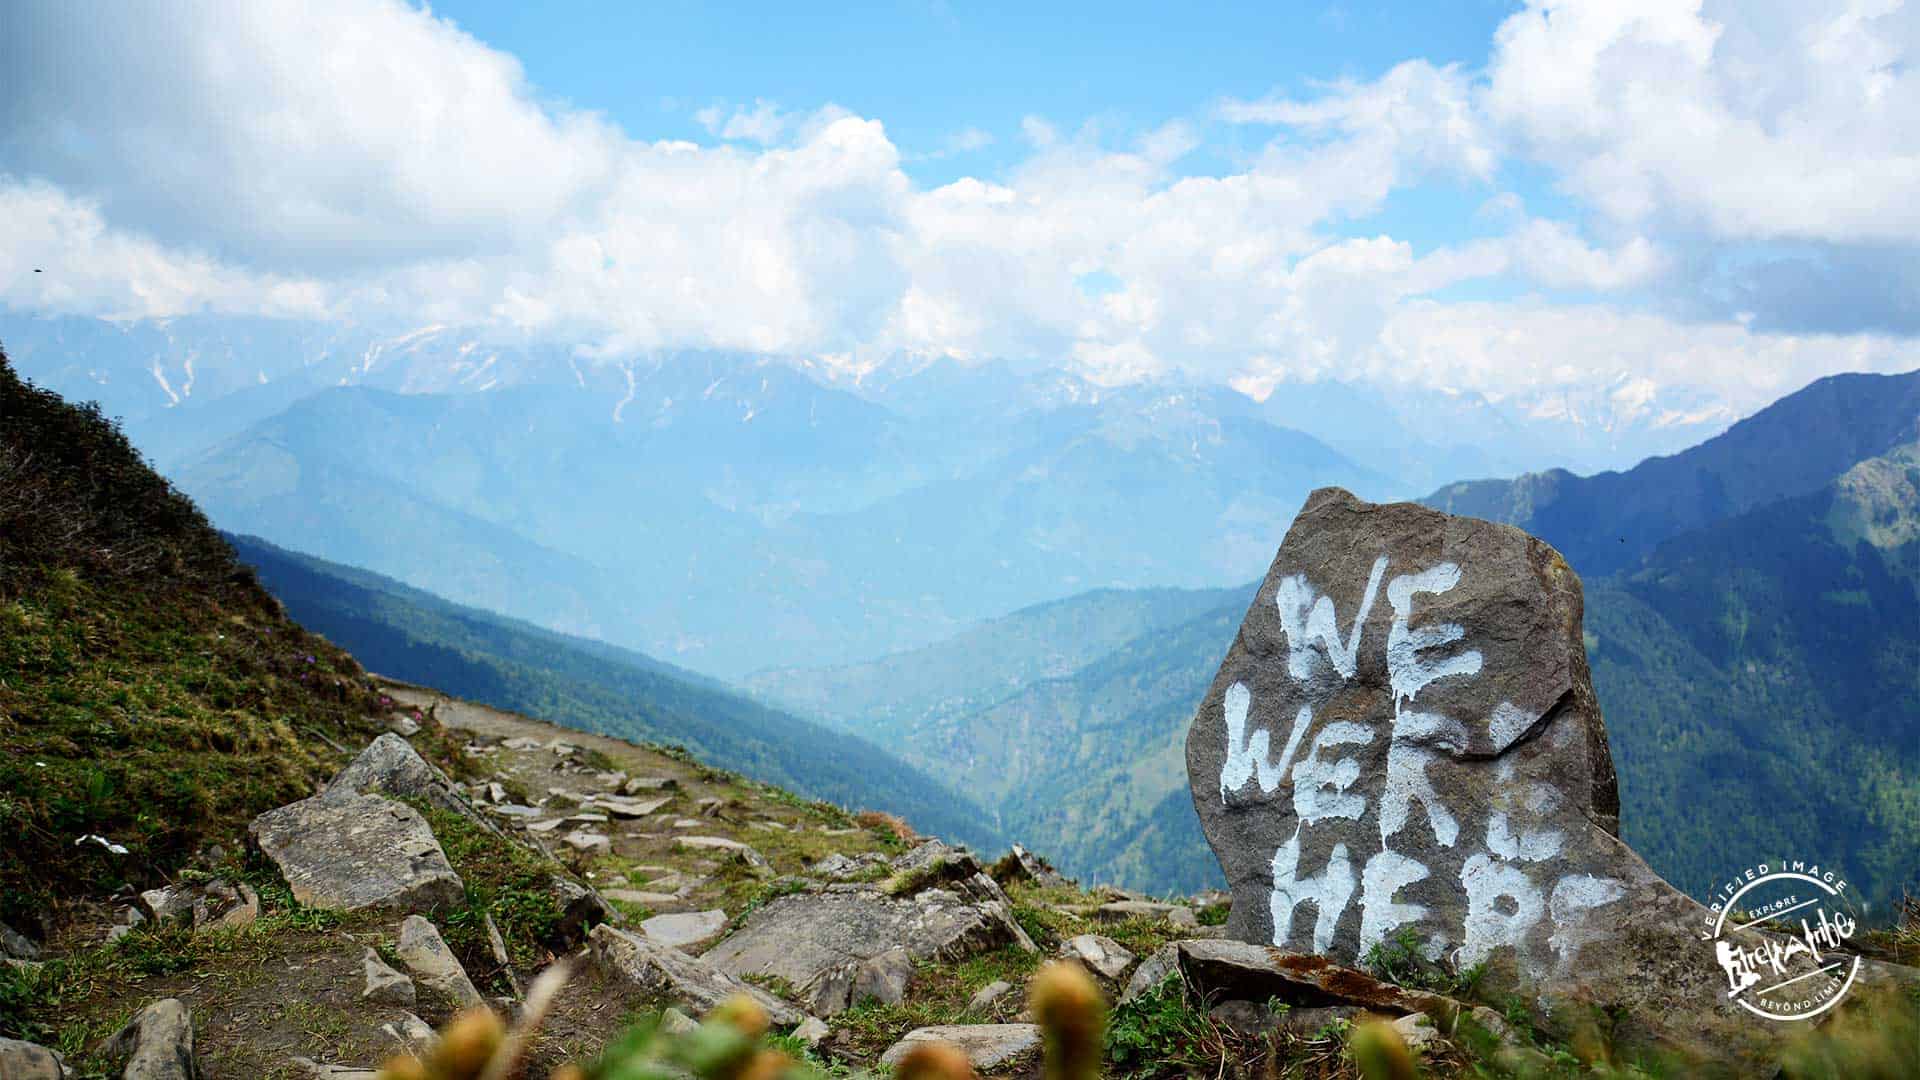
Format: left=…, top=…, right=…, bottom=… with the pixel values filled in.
left=1702, top=859, right=1861, bottom=1022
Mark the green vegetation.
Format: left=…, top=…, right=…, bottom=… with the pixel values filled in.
left=409, top=801, right=572, bottom=974
left=0, top=350, right=384, bottom=929
left=1362, top=927, right=1487, bottom=998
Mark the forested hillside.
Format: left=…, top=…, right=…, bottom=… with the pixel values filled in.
left=226, top=533, right=1005, bottom=852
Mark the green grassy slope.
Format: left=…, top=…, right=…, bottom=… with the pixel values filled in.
left=0, top=348, right=385, bottom=928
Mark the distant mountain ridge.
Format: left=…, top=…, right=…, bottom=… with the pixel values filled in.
left=1421, top=369, right=1920, bottom=576
left=752, top=369, right=1920, bottom=909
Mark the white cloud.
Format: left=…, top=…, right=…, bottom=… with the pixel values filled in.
left=1484, top=0, right=1920, bottom=243
left=0, top=0, right=1913, bottom=420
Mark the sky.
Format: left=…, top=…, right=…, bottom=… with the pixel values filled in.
left=1, top=0, right=1916, bottom=417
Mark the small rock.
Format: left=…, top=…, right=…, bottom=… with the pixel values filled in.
left=484, top=782, right=508, bottom=804
left=994, top=844, right=1072, bottom=889
left=604, top=889, right=679, bottom=906
left=0, top=922, right=42, bottom=961
left=878, top=1024, right=1042, bottom=1070
left=810, top=852, right=887, bottom=880
left=381, top=1012, right=437, bottom=1057
left=361, top=948, right=416, bottom=1007
left=500, top=737, right=544, bottom=751
left=695, top=797, right=725, bottom=816
left=139, top=880, right=258, bottom=931
left=1121, top=944, right=1180, bottom=1004
left=562, top=829, right=611, bottom=855
left=659, top=1008, right=699, bottom=1036
left=327, top=733, right=485, bottom=828
left=1094, top=900, right=1194, bottom=926
left=395, top=916, right=484, bottom=1010
left=489, top=804, right=544, bottom=819
left=670, top=818, right=704, bottom=829
left=291, top=1060, right=379, bottom=1080
left=0, top=1037, right=67, bottom=1080
left=1392, top=1012, right=1441, bottom=1054
left=967, top=980, right=1014, bottom=1014
left=676, top=836, right=771, bottom=876
left=623, top=776, right=679, bottom=795
left=594, top=795, right=673, bottom=819
left=851, top=946, right=914, bottom=1006
left=640, top=910, right=729, bottom=952
left=1060, top=934, right=1135, bottom=981
left=385, top=714, right=421, bottom=738
left=793, top=1016, right=831, bottom=1047
left=108, top=997, right=198, bottom=1080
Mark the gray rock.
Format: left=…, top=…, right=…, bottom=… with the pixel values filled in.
left=793, top=1016, right=831, bottom=1047
left=809, top=852, right=888, bottom=880
left=395, top=916, right=484, bottom=1010
left=593, top=795, right=673, bottom=819
left=138, top=880, right=258, bottom=931
left=561, top=829, right=610, bottom=855
left=994, top=844, right=1071, bottom=889
left=1120, top=944, right=1181, bottom=1004
left=588, top=925, right=805, bottom=1026
left=967, top=979, right=1014, bottom=1014
left=547, top=876, right=615, bottom=944
left=623, top=776, right=679, bottom=795
left=290, top=1060, right=379, bottom=1080
left=1392, top=1012, right=1441, bottom=1054
left=640, top=910, right=728, bottom=952
left=1060, top=934, right=1135, bottom=981
left=249, top=794, right=464, bottom=913
left=361, top=948, right=416, bottom=1007
left=385, top=714, right=421, bottom=737
left=604, top=889, right=679, bottom=906
left=381, top=1012, right=437, bottom=1057
left=0, top=1037, right=67, bottom=1079
left=0, top=922, right=41, bottom=961
left=878, top=1024, right=1042, bottom=1070
left=1185, top=488, right=1894, bottom=1069
left=702, top=883, right=1034, bottom=1016
left=1095, top=900, right=1195, bottom=928
left=658, top=1008, right=699, bottom=1036
left=675, top=836, right=771, bottom=876
left=327, top=734, right=487, bottom=829
left=849, top=946, right=915, bottom=1007
left=1209, top=999, right=1285, bottom=1035
left=108, top=998, right=199, bottom=1080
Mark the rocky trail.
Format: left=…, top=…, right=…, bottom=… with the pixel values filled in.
left=1, top=674, right=1676, bottom=1080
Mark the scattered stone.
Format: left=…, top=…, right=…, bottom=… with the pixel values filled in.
left=793, top=1016, right=831, bottom=1047
left=525, top=818, right=565, bottom=832
left=1060, top=934, right=1135, bottom=981
left=1184, top=488, right=1889, bottom=1064
left=1392, top=1012, right=1441, bottom=1054
left=395, top=916, right=484, bottom=1010
left=623, top=776, right=679, bottom=795
left=588, top=925, right=806, bottom=1026
left=695, top=797, right=725, bottom=816
left=703, top=880, right=1035, bottom=1016
left=658, top=1008, right=699, bottom=1036
left=138, top=879, right=259, bottom=931
left=641, top=910, right=729, bottom=952
left=291, top=1060, right=378, bottom=1080
left=593, top=795, right=672, bottom=819
left=547, top=876, right=615, bottom=945
left=0, top=922, right=42, bottom=961
left=249, top=794, right=464, bottom=914
left=967, top=980, right=1014, bottom=1014
left=561, top=830, right=610, bottom=855
left=361, top=948, right=416, bottom=1007
left=381, top=1012, right=437, bottom=1057
left=670, top=818, right=704, bottom=829
left=501, top=737, right=544, bottom=751
left=676, top=836, right=771, bottom=876
left=810, top=852, right=888, bottom=880
left=1094, top=900, right=1196, bottom=928
left=484, top=782, right=508, bottom=804
left=994, top=844, right=1072, bottom=889
left=489, top=804, right=544, bottom=819
left=107, top=997, right=198, bottom=1080
left=328, top=733, right=486, bottom=829
left=0, top=1037, right=67, bottom=1080
left=565, top=812, right=610, bottom=825
left=385, top=714, right=421, bottom=738
left=878, top=1025, right=1042, bottom=1071
left=603, top=889, right=680, bottom=906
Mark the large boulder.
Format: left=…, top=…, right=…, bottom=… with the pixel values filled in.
left=702, top=877, right=1036, bottom=1016
left=1184, top=488, right=1912, bottom=1072
left=249, top=794, right=464, bottom=913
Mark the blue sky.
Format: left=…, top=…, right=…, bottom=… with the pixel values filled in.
left=1, top=1, right=1915, bottom=421
left=433, top=1, right=1514, bottom=185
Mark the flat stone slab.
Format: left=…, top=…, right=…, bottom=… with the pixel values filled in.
left=395, top=915, right=483, bottom=1009
left=1060, top=934, right=1135, bottom=980
left=589, top=925, right=805, bottom=1026
left=878, top=1024, right=1042, bottom=1070
left=641, top=910, right=729, bottom=952
left=249, top=794, right=464, bottom=914
left=702, top=878, right=1035, bottom=1015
